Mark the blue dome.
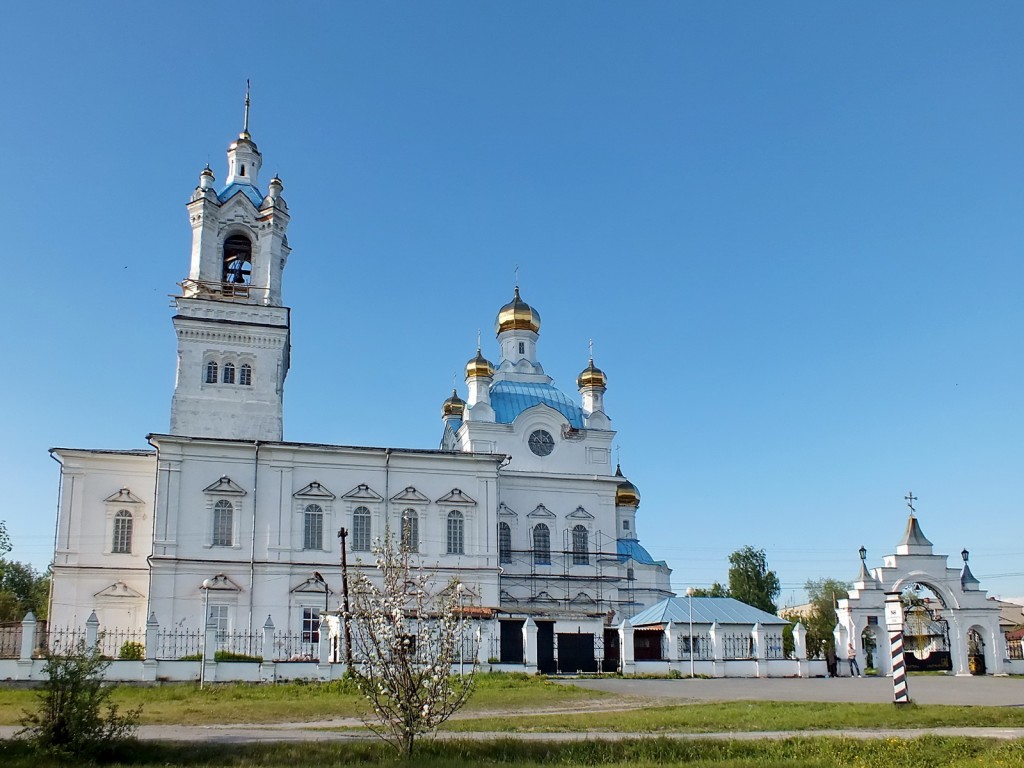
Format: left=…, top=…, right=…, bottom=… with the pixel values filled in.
left=490, top=381, right=584, bottom=428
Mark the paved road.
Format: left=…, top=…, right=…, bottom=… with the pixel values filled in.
left=563, top=675, right=1024, bottom=707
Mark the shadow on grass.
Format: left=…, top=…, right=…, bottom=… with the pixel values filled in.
left=1, top=735, right=1023, bottom=767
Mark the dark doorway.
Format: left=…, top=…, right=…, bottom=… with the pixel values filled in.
left=499, top=619, right=525, bottom=664
left=558, top=632, right=596, bottom=673
left=537, top=621, right=556, bottom=674
left=603, top=628, right=620, bottom=673
left=634, top=629, right=664, bottom=661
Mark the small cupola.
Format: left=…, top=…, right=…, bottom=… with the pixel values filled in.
left=465, top=349, right=495, bottom=379
left=441, top=389, right=466, bottom=419
left=576, top=357, right=607, bottom=391
left=615, top=464, right=640, bottom=508
left=225, top=82, right=262, bottom=187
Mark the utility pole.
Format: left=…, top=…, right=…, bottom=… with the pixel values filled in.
left=338, top=527, right=353, bottom=668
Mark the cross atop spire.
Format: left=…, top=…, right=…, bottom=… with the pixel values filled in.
left=588, top=338, right=594, bottom=362
left=241, top=79, right=252, bottom=139
left=513, top=264, right=519, bottom=290
left=905, top=491, right=918, bottom=516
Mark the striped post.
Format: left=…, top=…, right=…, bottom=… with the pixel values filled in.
left=890, top=630, right=910, bottom=704
left=884, top=591, right=910, bottom=706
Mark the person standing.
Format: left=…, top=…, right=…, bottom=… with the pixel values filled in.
left=847, top=642, right=861, bottom=677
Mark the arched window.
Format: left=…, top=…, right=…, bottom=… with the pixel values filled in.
left=533, top=523, right=550, bottom=565
left=352, top=506, right=371, bottom=552
left=112, top=510, right=133, bottom=554
left=205, top=361, right=218, bottom=384
left=212, top=500, right=233, bottom=547
left=498, top=522, right=512, bottom=564
left=447, top=510, right=464, bottom=555
left=239, top=364, right=252, bottom=386
left=223, top=234, right=252, bottom=285
left=572, top=525, right=589, bottom=565
left=223, top=362, right=236, bottom=384
left=304, top=504, right=323, bottom=550
left=401, top=509, right=418, bottom=553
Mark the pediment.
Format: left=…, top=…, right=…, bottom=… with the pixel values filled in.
left=436, top=488, right=476, bottom=506
left=499, top=589, right=518, bottom=604
left=527, top=504, right=555, bottom=519
left=342, top=483, right=384, bottom=502
left=498, top=502, right=517, bottom=518
left=571, top=592, right=596, bottom=604
left=568, top=505, right=594, bottom=520
left=291, top=576, right=331, bottom=595
left=201, top=573, right=242, bottom=592
left=93, top=581, right=144, bottom=600
left=294, top=481, right=336, bottom=500
left=103, top=488, right=144, bottom=505
left=203, top=476, right=247, bottom=496
left=390, top=486, right=430, bottom=505
left=531, top=591, right=557, bottom=604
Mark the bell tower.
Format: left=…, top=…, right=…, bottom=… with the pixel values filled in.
left=169, top=86, right=292, bottom=441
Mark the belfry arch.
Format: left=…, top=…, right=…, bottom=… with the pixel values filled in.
left=835, top=509, right=1004, bottom=676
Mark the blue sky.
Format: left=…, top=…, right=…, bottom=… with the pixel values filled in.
left=1, top=2, right=1021, bottom=604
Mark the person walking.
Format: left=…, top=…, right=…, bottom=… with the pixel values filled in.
left=847, top=642, right=861, bottom=677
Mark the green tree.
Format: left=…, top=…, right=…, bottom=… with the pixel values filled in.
left=727, top=546, right=781, bottom=614
left=0, top=561, right=50, bottom=621
left=18, top=640, right=140, bottom=759
left=802, top=578, right=850, bottom=658
left=689, top=582, right=729, bottom=597
left=0, top=520, right=11, bottom=560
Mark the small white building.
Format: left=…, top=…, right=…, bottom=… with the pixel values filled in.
left=48, top=102, right=672, bottom=672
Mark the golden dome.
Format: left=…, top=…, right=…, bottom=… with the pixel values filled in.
left=441, top=389, right=465, bottom=418
left=465, top=349, right=495, bottom=379
left=495, top=287, right=541, bottom=335
left=576, top=358, right=607, bottom=390
left=615, top=464, right=640, bottom=508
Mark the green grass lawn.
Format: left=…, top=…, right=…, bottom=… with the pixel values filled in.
left=0, top=672, right=606, bottom=726
left=1, top=735, right=1023, bottom=767
left=443, top=699, right=1024, bottom=733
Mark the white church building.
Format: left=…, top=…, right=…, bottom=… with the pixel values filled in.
left=48, top=106, right=673, bottom=673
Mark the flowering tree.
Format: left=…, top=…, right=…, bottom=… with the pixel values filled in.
left=346, top=530, right=476, bottom=758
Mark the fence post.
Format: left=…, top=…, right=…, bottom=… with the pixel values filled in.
left=202, top=614, right=218, bottom=686
left=523, top=617, right=538, bottom=673
left=708, top=620, right=722, bottom=677
left=143, top=613, right=159, bottom=681
left=145, top=613, right=159, bottom=661
left=19, top=611, right=36, bottom=661
left=317, top=615, right=332, bottom=680
left=260, top=616, right=276, bottom=683
left=85, top=611, right=100, bottom=650
left=618, top=619, right=635, bottom=676
left=792, top=621, right=809, bottom=677
left=752, top=621, right=767, bottom=678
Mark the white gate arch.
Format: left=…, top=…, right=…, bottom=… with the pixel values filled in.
left=835, top=512, right=1003, bottom=676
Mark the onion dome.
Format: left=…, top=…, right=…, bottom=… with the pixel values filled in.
left=495, top=287, right=541, bottom=335
left=465, top=349, right=495, bottom=379
left=614, top=464, right=640, bottom=508
left=441, top=389, right=465, bottom=418
left=577, top=358, right=607, bottom=390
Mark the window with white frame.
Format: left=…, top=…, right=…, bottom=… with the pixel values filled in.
left=239, top=363, right=252, bottom=386
left=209, top=604, right=229, bottom=640
left=446, top=510, right=464, bottom=555
left=352, top=506, right=371, bottom=551
left=401, top=509, right=418, bottom=553
left=223, top=362, right=235, bottom=384
left=112, top=509, right=133, bottom=554
left=205, top=360, right=218, bottom=384
left=533, top=523, right=550, bottom=565
left=302, top=607, right=320, bottom=644
left=303, top=504, right=324, bottom=550
left=498, top=522, right=512, bottom=564
left=572, top=524, right=589, bottom=565
left=212, top=500, right=234, bottom=547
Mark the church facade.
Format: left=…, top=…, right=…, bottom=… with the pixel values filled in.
left=48, top=108, right=673, bottom=670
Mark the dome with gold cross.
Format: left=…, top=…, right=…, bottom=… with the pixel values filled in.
left=577, top=357, right=607, bottom=390
left=615, top=464, right=640, bottom=508
left=441, top=389, right=465, bottom=418
left=495, top=287, right=541, bottom=335
left=465, top=349, right=495, bottom=379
